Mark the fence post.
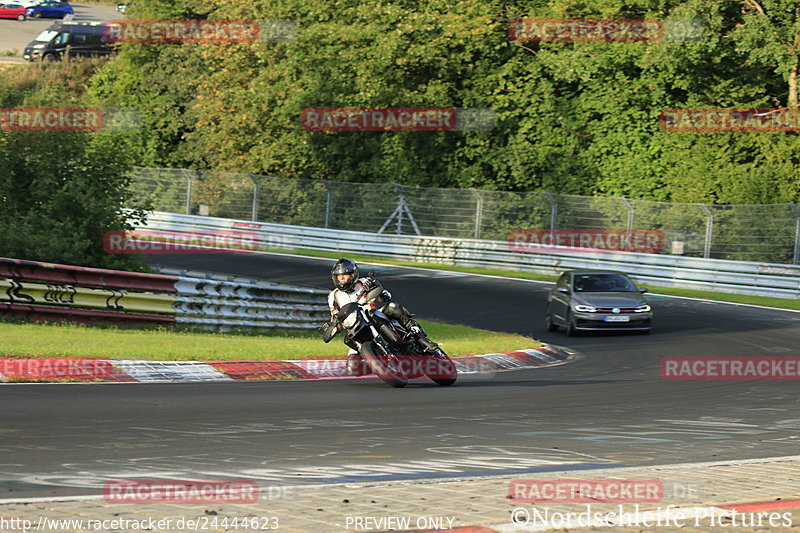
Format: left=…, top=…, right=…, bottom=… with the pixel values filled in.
left=790, top=203, right=800, bottom=265
left=619, top=197, right=634, bottom=251
left=699, top=204, right=713, bottom=259
left=182, top=169, right=194, bottom=215
left=323, top=181, right=332, bottom=229
left=543, top=192, right=558, bottom=243
left=469, top=188, right=483, bottom=239
left=247, top=174, right=260, bottom=221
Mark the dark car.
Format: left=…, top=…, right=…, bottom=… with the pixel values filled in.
left=116, top=2, right=131, bottom=13
left=23, top=22, right=117, bottom=61
left=545, top=270, right=653, bottom=335
left=26, top=0, right=72, bottom=18
left=0, top=3, right=27, bottom=19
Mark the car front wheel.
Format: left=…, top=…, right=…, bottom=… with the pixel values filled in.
left=565, top=311, right=579, bottom=337
left=544, top=311, right=559, bottom=332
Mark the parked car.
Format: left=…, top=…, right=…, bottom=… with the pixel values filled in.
left=116, top=2, right=131, bottom=13
left=23, top=21, right=117, bottom=61
left=26, top=0, right=72, bottom=18
left=17, top=0, right=46, bottom=7
left=0, top=3, right=27, bottom=19
left=545, top=270, right=653, bottom=335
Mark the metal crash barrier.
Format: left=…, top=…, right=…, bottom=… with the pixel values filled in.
left=139, top=211, right=800, bottom=299
left=0, top=257, right=328, bottom=330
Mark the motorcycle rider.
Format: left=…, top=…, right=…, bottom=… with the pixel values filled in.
left=325, top=258, right=438, bottom=376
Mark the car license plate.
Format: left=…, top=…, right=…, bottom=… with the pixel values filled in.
left=604, top=315, right=630, bottom=322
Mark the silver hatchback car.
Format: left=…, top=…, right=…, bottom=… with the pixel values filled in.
left=545, top=270, right=653, bottom=335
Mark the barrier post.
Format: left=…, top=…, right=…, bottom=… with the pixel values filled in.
left=470, top=188, right=483, bottom=240
left=699, top=204, right=714, bottom=259
left=790, top=203, right=800, bottom=265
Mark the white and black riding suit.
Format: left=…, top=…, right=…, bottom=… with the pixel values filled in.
left=327, top=278, right=435, bottom=350
left=326, top=258, right=437, bottom=353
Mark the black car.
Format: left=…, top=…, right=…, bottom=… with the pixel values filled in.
left=545, top=270, right=653, bottom=335
left=23, top=22, right=117, bottom=61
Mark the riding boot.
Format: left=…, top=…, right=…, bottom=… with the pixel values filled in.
left=386, top=303, right=438, bottom=352
left=402, top=315, right=439, bottom=353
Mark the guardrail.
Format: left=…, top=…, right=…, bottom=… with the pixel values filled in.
left=0, top=257, right=328, bottom=330
left=141, top=211, right=800, bottom=299
left=152, top=267, right=329, bottom=331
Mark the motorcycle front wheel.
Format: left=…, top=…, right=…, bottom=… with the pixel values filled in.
left=360, top=341, right=408, bottom=388
left=424, top=348, right=457, bottom=386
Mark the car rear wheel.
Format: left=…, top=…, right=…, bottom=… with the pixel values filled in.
left=17, top=14, right=26, bottom=20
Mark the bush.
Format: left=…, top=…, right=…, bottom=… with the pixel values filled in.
left=0, top=130, right=149, bottom=270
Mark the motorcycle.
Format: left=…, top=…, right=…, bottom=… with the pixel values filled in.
left=320, top=280, right=457, bottom=388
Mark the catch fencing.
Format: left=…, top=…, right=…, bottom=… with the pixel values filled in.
left=0, top=257, right=327, bottom=331
left=129, top=167, right=800, bottom=265
left=140, top=211, right=800, bottom=300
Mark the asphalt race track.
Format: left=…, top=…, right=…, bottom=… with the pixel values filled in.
left=2, top=252, right=799, bottom=499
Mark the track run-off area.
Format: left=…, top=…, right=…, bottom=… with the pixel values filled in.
left=2, top=252, right=800, bottom=505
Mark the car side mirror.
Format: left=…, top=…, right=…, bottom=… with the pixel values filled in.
left=639, top=287, right=648, bottom=293
left=558, top=287, right=569, bottom=293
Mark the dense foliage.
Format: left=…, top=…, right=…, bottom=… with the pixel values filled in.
left=87, top=0, right=799, bottom=203
left=0, top=60, right=148, bottom=269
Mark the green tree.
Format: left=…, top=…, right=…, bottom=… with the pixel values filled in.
left=732, top=0, right=799, bottom=107
left=0, top=131, right=149, bottom=269
left=88, top=0, right=800, bottom=204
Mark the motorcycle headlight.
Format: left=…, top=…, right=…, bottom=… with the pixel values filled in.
left=635, top=304, right=651, bottom=313
left=341, top=310, right=358, bottom=329
left=574, top=304, right=597, bottom=313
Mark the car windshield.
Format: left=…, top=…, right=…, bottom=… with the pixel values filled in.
left=573, top=273, right=637, bottom=292
left=34, top=30, right=59, bottom=42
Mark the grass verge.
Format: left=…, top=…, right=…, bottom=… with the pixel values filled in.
left=257, top=247, right=800, bottom=311
left=0, top=320, right=539, bottom=360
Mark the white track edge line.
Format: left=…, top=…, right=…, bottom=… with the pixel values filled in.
left=2, top=455, right=799, bottom=505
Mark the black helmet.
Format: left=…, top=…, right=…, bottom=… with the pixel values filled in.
left=331, top=258, right=359, bottom=290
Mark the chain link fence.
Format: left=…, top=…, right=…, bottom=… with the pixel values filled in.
left=129, top=167, right=800, bottom=265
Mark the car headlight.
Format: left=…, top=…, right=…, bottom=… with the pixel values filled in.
left=634, top=304, right=651, bottom=313
left=33, top=44, right=45, bottom=49
left=573, top=304, right=597, bottom=313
